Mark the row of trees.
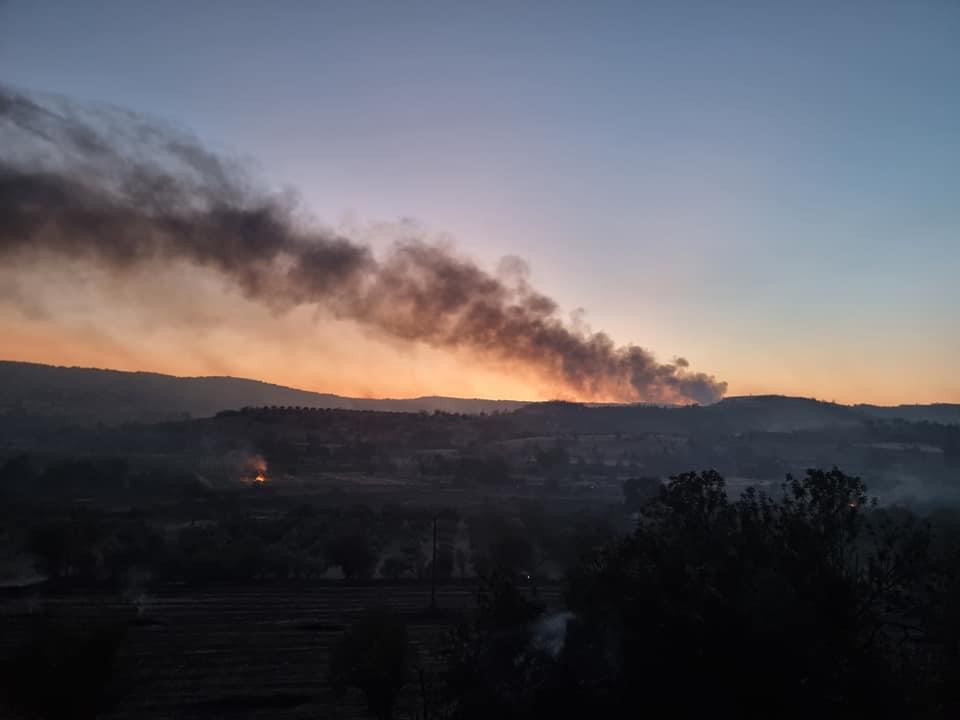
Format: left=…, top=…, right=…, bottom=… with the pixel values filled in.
left=1, top=497, right=622, bottom=586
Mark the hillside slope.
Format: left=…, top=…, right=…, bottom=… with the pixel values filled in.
left=0, top=361, right=527, bottom=424
left=1, top=360, right=957, bottom=428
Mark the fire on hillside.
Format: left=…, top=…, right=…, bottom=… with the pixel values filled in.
left=245, top=454, right=269, bottom=485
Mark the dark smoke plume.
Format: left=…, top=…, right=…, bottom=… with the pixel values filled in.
left=0, top=86, right=726, bottom=404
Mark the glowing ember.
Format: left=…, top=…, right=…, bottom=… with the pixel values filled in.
left=255, top=473, right=267, bottom=483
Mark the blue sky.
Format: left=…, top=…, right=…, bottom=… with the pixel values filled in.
left=2, top=0, right=958, bottom=402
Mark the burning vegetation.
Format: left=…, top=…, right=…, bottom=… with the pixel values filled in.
left=241, top=454, right=269, bottom=485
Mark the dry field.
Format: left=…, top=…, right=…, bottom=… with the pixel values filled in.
left=0, top=583, right=562, bottom=719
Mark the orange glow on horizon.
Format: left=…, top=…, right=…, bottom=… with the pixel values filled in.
left=1, top=259, right=956, bottom=407
left=2, top=330, right=957, bottom=407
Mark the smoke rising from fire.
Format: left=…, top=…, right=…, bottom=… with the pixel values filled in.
left=0, top=86, right=726, bottom=404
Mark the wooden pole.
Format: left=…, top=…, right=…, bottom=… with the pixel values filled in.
left=430, top=515, right=438, bottom=611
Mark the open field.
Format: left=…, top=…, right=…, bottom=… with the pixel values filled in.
left=0, top=583, right=563, bottom=719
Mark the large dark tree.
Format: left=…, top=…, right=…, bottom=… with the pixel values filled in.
left=563, top=468, right=930, bottom=719
left=443, top=468, right=942, bottom=719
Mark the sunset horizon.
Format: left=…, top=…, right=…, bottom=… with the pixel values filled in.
left=0, top=355, right=953, bottom=409
left=3, top=2, right=958, bottom=408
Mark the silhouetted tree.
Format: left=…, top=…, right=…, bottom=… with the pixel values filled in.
left=562, top=467, right=924, bottom=718
left=622, top=475, right=660, bottom=513
left=443, top=570, right=546, bottom=719
left=327, top=533, right=378, bottom=580
left=330, top=608, right=411, bottom=720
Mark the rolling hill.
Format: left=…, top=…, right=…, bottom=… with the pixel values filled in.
left=0, top=360, right=957, bottom=429
left=0, top=361, right=527, bottom=425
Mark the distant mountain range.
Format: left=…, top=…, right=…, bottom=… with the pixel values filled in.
left=0, top=360, right=527, bottom=424
left=1, top=360, right=958, bottom=428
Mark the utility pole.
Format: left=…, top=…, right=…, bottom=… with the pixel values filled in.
left=430, top=514, right=438, bottom=611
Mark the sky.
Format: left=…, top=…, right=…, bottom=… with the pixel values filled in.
left=1, top=0, right=958, bottom=404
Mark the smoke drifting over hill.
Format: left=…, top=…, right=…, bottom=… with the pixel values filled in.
left=0, top=86, right=726, bottom=404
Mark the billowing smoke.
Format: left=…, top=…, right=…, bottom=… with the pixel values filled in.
left=0, top=86, right=726, bottom=404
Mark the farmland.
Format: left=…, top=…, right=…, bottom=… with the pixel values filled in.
left=0, top=583, right=562, bottom=719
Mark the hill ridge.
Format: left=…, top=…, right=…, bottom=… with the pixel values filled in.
left=1, top=360, right=957, bottom=427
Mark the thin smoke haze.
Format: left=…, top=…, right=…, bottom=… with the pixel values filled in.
left=0, top=86, right=726, bottom=404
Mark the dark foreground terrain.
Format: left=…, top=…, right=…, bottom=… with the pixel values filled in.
left=3, top=466, right=960, bottom=719
left=2, top=368, right=960, bottom=718
left=0, top=583, right=560, bottom=719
